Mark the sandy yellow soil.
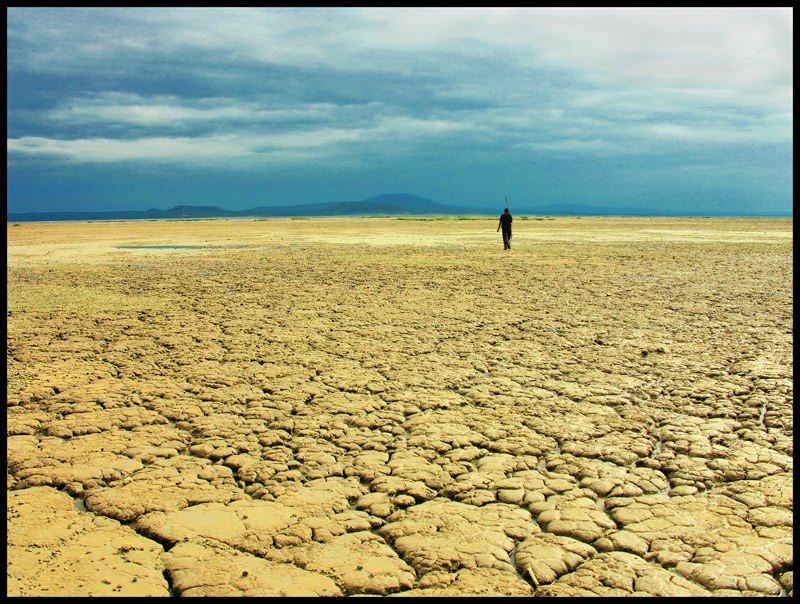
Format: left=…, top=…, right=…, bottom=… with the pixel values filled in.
left=7, top=216, right=793, bottom=596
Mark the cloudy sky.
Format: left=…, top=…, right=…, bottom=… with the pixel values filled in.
left=7, top=7, right=793, bottom=215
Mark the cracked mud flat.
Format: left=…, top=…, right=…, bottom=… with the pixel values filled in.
left=7, top=216, right=793, bottom=597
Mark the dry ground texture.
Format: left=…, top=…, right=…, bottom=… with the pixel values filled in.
left=7, top=216, right=793, bottom=597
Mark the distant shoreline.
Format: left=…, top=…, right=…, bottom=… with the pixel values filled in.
left=7, top=193, right=792, bottom=224
left=7, top=213, right=793, bottom=224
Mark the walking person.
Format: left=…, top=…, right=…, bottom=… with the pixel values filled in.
left=497, top=207, right=512, bottom=249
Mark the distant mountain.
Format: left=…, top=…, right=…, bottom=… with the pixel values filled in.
left=7, top=195, right=790, bottom=222
left=7, top=193, right=471, bottom=222
left=158, top=205, right=232, bottom=218
left=235, top=193, right=470, bottom=217
left=357, top=193, right=459, bottom=214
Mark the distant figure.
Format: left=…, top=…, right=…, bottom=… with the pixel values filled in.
left=497, top=208, right=512, bottom=249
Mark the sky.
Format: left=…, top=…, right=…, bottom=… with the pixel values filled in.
left=7, top=7, right=793, bottom=216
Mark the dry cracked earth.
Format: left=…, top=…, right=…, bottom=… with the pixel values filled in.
left=7, top=217, right=793, bottom=597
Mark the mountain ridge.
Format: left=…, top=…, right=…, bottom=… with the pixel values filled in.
left=7, top=193, right=791, bottom=222
left=7, top=194, right=470, bottom=222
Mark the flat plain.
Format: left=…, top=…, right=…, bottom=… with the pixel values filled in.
left=7, top=216, right=793, bottom=596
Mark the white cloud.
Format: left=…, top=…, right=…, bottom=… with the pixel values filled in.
left=7, top=135, right=255, bottom=162
left=471, top=8, right=791, bottom=104
left=10, top=8, right=791, bottom=99
left=246, top=7, right=791, bottom=109
left=44, top=93, right=343, bottom=127
left=7, top=7, right=792, bottom=169
left=6, top=112, right=471, bottom=166
left=520, top=137, right=628, bottom=156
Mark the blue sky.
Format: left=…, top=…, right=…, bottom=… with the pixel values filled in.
left=7, top=7, right=793, bottom=215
